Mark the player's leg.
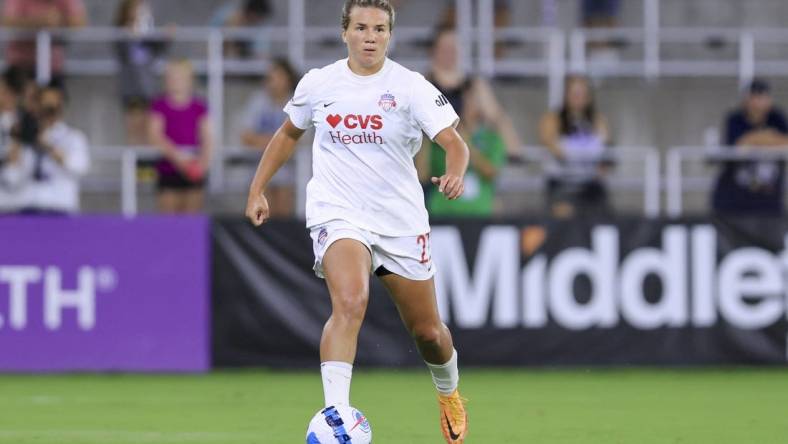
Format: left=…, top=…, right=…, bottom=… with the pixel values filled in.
left=378, top=274, right=453, bottom=363
left=319, top=238, right=372, bottom=407
left=379, top=273, right=468, bottom=443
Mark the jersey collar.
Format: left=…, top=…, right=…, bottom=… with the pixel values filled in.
left=341, top=57, right=392, bottom=84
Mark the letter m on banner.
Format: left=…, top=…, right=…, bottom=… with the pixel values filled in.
left=431, top=226, right=520, bottom=328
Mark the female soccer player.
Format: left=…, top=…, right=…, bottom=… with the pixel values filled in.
left=245, top=1, right=469, bottom=442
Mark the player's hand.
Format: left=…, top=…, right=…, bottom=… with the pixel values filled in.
left=431, top=174, right=464, bottom=200
left=245, top=191, right=270, bottom=226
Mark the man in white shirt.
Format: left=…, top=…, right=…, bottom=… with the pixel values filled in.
left=3, top=84, right=89, bottom=214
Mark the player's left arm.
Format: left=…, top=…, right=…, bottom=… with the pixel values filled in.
left=431, top=127, right=469, bottom=200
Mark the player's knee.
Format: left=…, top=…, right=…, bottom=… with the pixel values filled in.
left=411, top=323, right=443, bottom=347
left=331, top=289, right=368, bottom=322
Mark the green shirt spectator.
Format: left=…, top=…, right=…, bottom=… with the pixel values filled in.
left=428, top=126, right=506, bottom=216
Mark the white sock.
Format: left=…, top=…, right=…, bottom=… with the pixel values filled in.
left=425, top=349, right=459, bottom=395
left=321, top=361, right=353, bottom=407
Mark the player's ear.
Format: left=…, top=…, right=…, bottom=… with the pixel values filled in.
left=341, top=30, right=347, bottom=44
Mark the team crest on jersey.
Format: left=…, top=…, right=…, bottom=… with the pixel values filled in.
left=378, top=92, right=397, bottom=112
left=318, top=228, right=328, bottom=246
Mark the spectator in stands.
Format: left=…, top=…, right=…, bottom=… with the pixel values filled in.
left=148, top=59, right=213, bottom=213
left=239, top=57, right=299, bottom=217
left=0, top=67, right=27, bottom=213
left=211, top=0, right=273, bottom=59
left=0, top=68, right=25, bottom=165
left=1, top=0, right=88, bottom=79
left=712, top=79, right=788, bottom=215
left=2, top=82, right=90, bottom=214
left=539, top=74, right=611, bottom=219
left=581, top=0, right=622, bottom=28
left=581, top=0, right=623, bottom=61
left=114, top=0, right=172, bottom=145
left=416, top=26, right=520, bottom=217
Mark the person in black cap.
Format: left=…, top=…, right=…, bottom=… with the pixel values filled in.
left=712, top=78, right=788, bottom=215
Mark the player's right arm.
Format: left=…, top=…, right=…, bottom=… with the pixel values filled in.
left=245, top=118, right=305, bottom=226
left=247, top=67, right=315, bottom=225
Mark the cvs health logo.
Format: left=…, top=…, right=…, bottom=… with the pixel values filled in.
left=326, top=114, right=383, bottom=130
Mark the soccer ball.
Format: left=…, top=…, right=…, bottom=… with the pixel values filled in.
left=306, top=405, right=372, bottom=443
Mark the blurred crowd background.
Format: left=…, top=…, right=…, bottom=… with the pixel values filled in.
left=2, top=0, right=788, bottom=219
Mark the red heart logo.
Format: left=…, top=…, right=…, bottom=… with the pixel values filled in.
left=326, top=114, right=342, bottom=128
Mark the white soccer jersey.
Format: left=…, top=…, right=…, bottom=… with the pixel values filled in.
left=284, top=58, right=459, bottom=237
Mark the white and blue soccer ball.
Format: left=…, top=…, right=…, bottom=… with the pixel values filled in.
left=306, top=405, right=372, bottom=443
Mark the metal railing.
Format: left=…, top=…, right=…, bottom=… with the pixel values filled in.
left=86, top=143, right=788, bottom=218
left=502, top=145, right=661, bottom=217
left=86, top=143, right=660, bottom=217
left=88, top=143, right=312, bottom=217
left=98, top=144, right=788, bottom=218
left=87, top=145, right=157, bottom=216
left=665, top=145, right=788, bottom=217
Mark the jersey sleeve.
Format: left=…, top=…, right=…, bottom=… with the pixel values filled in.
left=283, top=70, right=316, bottom=130
left=410, top=74, right=460, bottom=141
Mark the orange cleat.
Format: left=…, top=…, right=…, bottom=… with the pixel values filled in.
left=438, top=389, right=468, bottom=443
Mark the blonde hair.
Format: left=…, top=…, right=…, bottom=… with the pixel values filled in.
left=166, top=58, right=193, bottom=74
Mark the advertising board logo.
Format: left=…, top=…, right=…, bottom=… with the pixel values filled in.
left=0, top=265, right=117, bottom=331
left=431, top=225, right=788, bottom=331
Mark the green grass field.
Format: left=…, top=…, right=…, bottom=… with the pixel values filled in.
left=0, top=369, right=786, bottom=443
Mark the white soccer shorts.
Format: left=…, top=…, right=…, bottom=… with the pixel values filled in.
left=309, top=219, right=435, bottom=281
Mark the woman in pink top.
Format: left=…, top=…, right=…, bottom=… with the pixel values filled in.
left=148, top=59, right=213, bottom=213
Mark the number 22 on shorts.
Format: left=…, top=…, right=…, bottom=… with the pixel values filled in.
left=417, top=233, right=431, bottom=264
